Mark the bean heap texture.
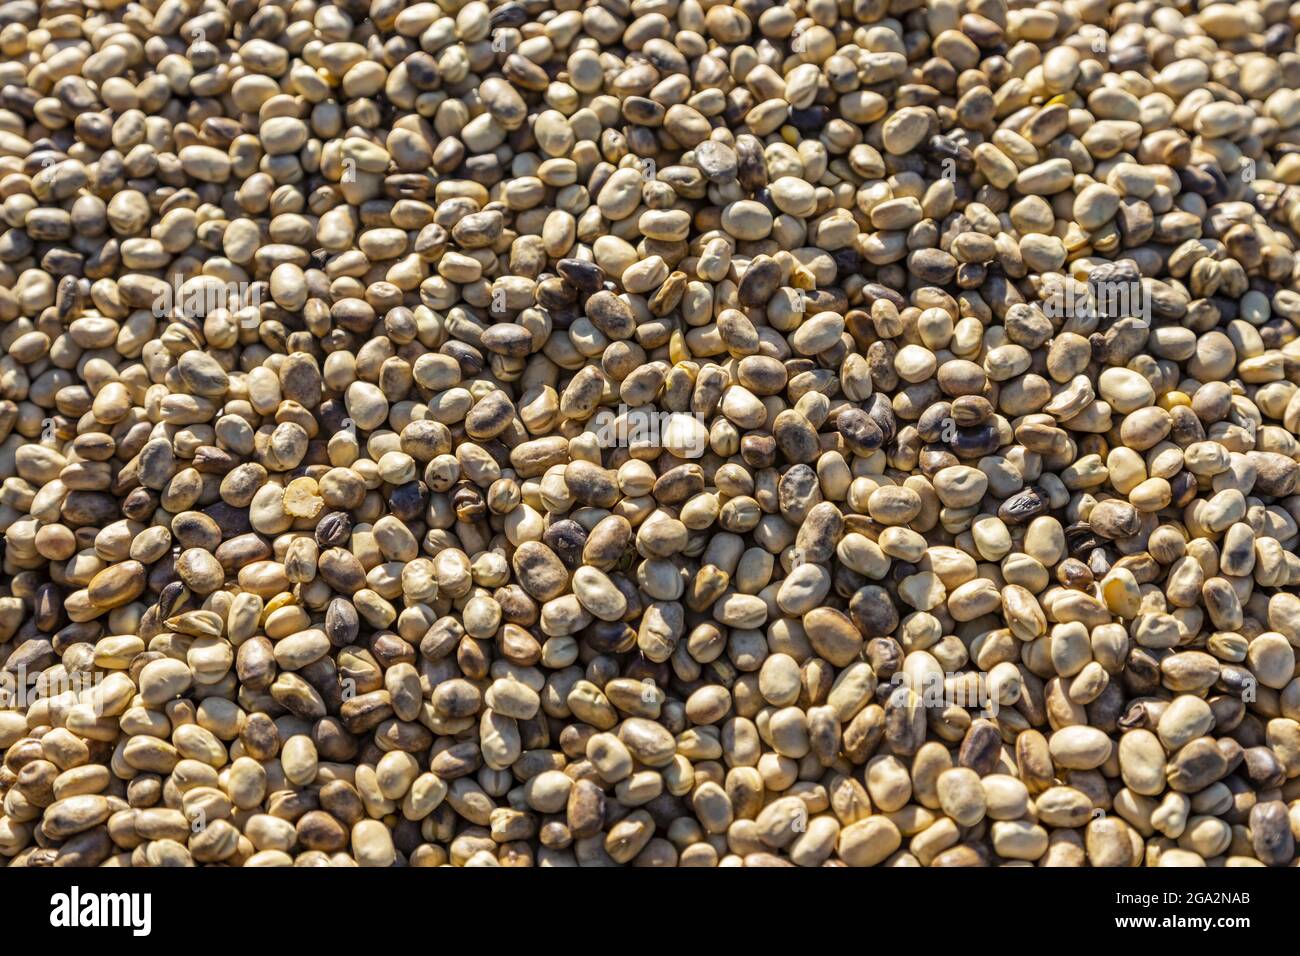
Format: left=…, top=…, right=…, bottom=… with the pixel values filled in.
left=3, top=0, right=1300, bottom=869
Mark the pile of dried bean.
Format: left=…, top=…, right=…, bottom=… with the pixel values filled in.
left=2, top=0, right=1300, bottom=867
